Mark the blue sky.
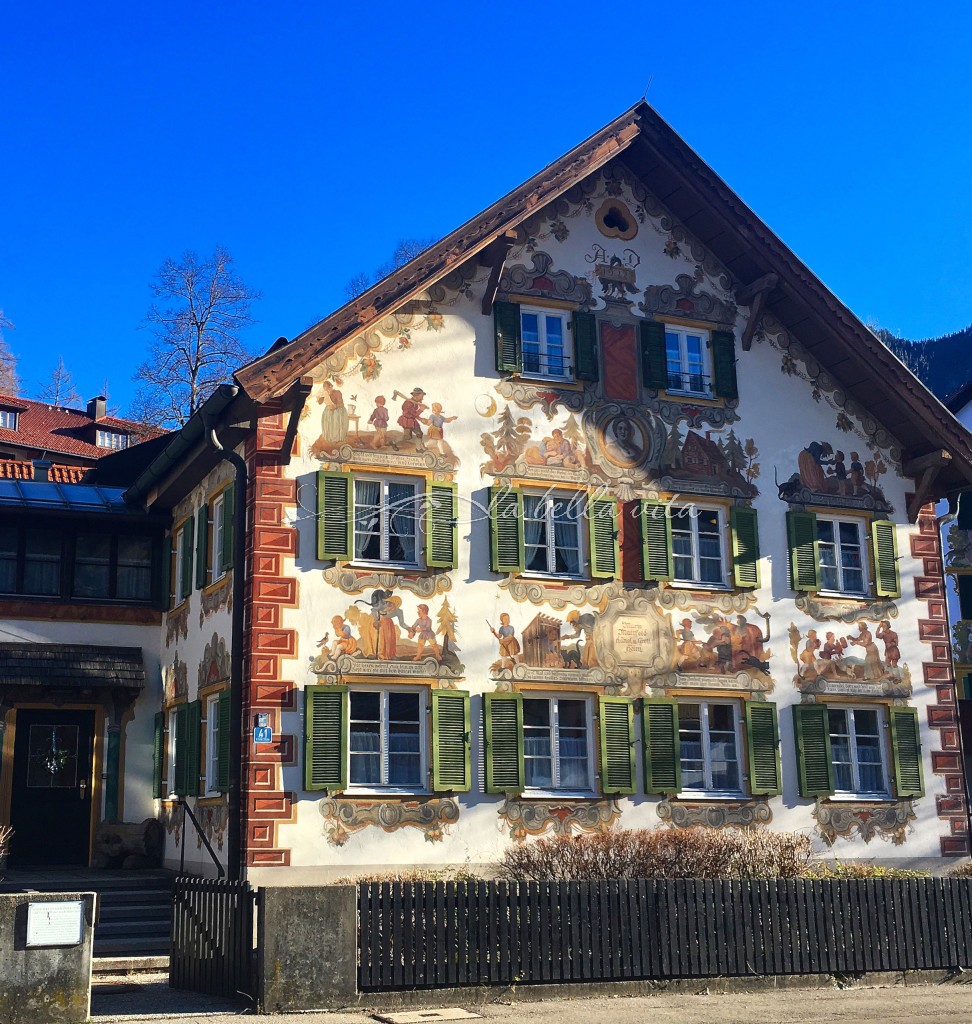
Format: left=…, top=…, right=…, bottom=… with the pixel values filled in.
left=2, top=2, right=971, bottom=412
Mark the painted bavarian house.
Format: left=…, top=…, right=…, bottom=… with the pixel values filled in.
left=6, top=103, right=971, bottom=882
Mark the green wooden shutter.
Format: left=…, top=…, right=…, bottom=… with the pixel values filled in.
left=485, top=692, right=524, bottom=793
left=152, top=711, right=164, bottom=799
left=889, top=706, right=924, bottom=798
left=317, top=470, right=353, bottom=561
left=871, top=519, right=900, bottom=598
left=216, top=689, right=231, bottom=793
left=639, top=319, right=668, bottom=390
left=489, top=486, right=524, bottom=573
left=793, top=703, right=834, bottom=797
left=426, top=480, right=458, bottom=570
left=745, top=701, right=781, bottom=796
left=179, top=518, right=194, bottom=600
left=599, top=696, right=636, bottom=795
left=572, top=310, right=599, bottom=382
left=220, top=484, right=235, bottom=571
left=588, top=496, right=619, bottom=579
left=431, top=689, right=471, bottom=792
left=640, top=500, right=673, bottom=581
left=787, top=510, right=820, bottom=592
left=195, top=505, right=208, bottom=590
left=304, top=685, right=348, bottom=791
left=731, top=505, right=761, bottom=589
left=172, top=706, right=185, bottom=795
left=494, top=300, right=522, bottom=373
left=160, top=534, right=172, bottom=609
left=711, top=330, right=738, bottom=399
left=643, top=697, right=681, bottom=794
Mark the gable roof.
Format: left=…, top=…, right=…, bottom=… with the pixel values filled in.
left=0, top=392, right=166, bottom=462
left=235, top=102, right=972, bottom=496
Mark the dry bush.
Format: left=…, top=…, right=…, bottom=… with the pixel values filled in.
left=804, top=860, right=930, bottom=880
left=947, top=861, right=972, bottom=878
left=498, top=827, right=814, bottom=881
left=329, top=867, right=482, bottom=885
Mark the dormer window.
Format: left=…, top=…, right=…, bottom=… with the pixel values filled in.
left=0, top=410, right=19, bottom=431
left=96, top=429, right=129, bottom=450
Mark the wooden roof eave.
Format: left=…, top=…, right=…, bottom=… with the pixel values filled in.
left=234, top=110, right=646, bottom=403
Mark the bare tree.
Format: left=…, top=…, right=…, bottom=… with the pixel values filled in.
left=343, top=237, right=437, bottom=300
left=131, top=246, right=260, bottom=427
left=0, top=310, right=18, bottom=395
left=37, top=355, right=82, bottom=407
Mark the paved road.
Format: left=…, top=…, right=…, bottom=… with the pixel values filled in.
left=91, top=977, right=972, bottom=1023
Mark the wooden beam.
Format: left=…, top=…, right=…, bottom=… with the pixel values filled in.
left=736, top=273, right=778, bottom=352
left=902, top=449, right=951, bottom=477
left=480, top=231, right=518, bottom=316
left=907, top=464, right=941, bottom=522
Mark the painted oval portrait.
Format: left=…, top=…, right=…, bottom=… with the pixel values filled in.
left=600, top=414, right=647, bottom=467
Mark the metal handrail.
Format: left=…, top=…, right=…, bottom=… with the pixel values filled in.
left=178, top=797, right=225, bottom=878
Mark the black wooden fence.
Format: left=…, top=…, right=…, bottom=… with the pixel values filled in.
left=358, top=877, right=972, bottom=991
left=170, top=876, right=256, bottom=1001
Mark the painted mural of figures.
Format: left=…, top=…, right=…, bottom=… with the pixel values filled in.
left=407, top=604, right=441, bottom=661
left=876, top=620, right=900, bottom=669
left=317, top=380, right=349, bottom=450
left=797, top=441, right=834, bottom=491
left=846, top=621, right=882, bottom=680
left=376, top=595, right=405, bottom=659
left=422, top=403, right=457, bottom=456
left=675, top=618, right=717, bottom=671
left=328, top=616, right=358, bottom=658
left=798, top=629, right=821, bottom=677
left=821, top=631, right=847, bottom=663
left=831, top=450, right=848, bottom=496
left=601, top=415, right=645, bottom=466
left=395, top=387, right=428, bottom=449
left=564, top=610, right=599, bottom=667
left=489, top=614, right=521, bottom=670
left=368, top=396, right=389, bottom=448
left=849, top=452, right=865, bottom=496
left=525, top=428, right=581, bottom=469
left=731, top=614, right=771, bottom=673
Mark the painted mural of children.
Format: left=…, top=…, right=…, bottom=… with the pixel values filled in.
left=369, top=396, right=389, bottom=449
left=423, top=402, right=457, bottom=455
left=329, top=615, right=358, bottom=658
left=490, top=613, right=521, bottom=668
left=849, top=452, right=865, bottom=496
left=407, top=604, right=441, bottom=661
left=831, top=450, right=848, bottom=496
left=876, top=620, right=900, bottom=669
left=397, top=387, right=428, bottom=450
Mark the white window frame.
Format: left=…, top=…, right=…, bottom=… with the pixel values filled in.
left=670, top=503, right=729, bottom=589
left=828, top=704, right=891, bottom=799
left=96, top=429, right=129, bottom=450
left=816, top=515, right=869, bottom=597
left=0, top=410, right=19, bottom=430
left=678, top=699, right=745, bottom=797
left=166, top=708, right=178, bottom=797
left=522, top=490, right=585, bottom=579
left=351, top=475, right=423, bottom=570
left=206, top=694, right=221, bottom=794
left=173, top=524, right=185, bottom=604
left=522, top=693, right=596, bottom=797
left=211, top=493, right=225, bottom=583
left=519, top=305, right=573, bottom=382
left=346, top=686, right=428, bottom=795
left=664, top=324, right=712, bottom=397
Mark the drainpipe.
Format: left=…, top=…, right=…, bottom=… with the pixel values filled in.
left=202, top=402, right=248, bottom=883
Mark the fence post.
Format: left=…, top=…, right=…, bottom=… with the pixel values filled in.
left=258, top=886, right=358, bottom=1012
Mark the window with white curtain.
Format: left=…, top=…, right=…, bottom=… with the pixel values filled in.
left=828, top=705, right=889, bottom=797
left=523, top=491, right=583, bottom=577
left=348, top=688, right=426, bottom=791
left=523, top=695, right=594, bottom=793
left=353, top=477, right=420, bottom=567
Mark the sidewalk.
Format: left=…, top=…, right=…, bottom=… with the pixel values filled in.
left=90, top=975, right=972, bottom=1023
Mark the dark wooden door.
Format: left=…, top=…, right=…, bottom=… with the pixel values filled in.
left=9, top=708, right=95, bottom=867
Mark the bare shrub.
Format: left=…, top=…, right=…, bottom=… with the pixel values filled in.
left=498, top=827, right=814, bottom=881
left=946, top=861, right=972, bottom=878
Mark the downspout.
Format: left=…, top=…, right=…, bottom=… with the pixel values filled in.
left=202, top=399, right=248, bottom=883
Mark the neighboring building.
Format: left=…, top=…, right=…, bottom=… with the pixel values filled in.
left=0, top=393, right=165, bottom=477
left=4, top=103, right=972, bottom=880
left=142, top=102, right=972, bottom=883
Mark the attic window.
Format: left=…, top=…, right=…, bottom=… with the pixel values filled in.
left=0, top=410, right=19, bottom=431
left=595, top=199, right=638, bottom=241
left=96, top=430, right=129, bottom=450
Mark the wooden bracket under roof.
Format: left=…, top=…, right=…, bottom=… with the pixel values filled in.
left=904, top=449, right=951, bottom=521
left=479, top=230, right=519, bottom=315
left=736, top=272, right=779, bottom=351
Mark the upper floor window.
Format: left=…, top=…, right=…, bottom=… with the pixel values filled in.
left=817, top=516, right=867, bottom=596
left=0, top=410, right=19, bottom=431
left=828, top=705, right=888, bottom=798
left=96, top=430, right=129, bottom=450
left=670, top=505, right=728, bottom=588
left=665, top=326, right=712, bottom=397
left=353, top=476, right=420, bottom=568
left=520, top=306, right=572, bottom=381
left=523, top=491, right=583, bottom=577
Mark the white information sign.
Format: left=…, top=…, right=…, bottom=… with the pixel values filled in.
left=26, top=900, right=84, bottom=947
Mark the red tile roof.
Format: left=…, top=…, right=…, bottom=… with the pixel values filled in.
left=0, top=460, right=86, bottom=483
left=0, top=393, right=167, bottom=462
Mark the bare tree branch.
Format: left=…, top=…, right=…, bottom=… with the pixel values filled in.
left=343, top=237, right=437, bottom=300
left=36, top=355, right=82, bottom=407
left=131, top=246, right=260, bottom=426
left=0, top=310, right=18, bottom=395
